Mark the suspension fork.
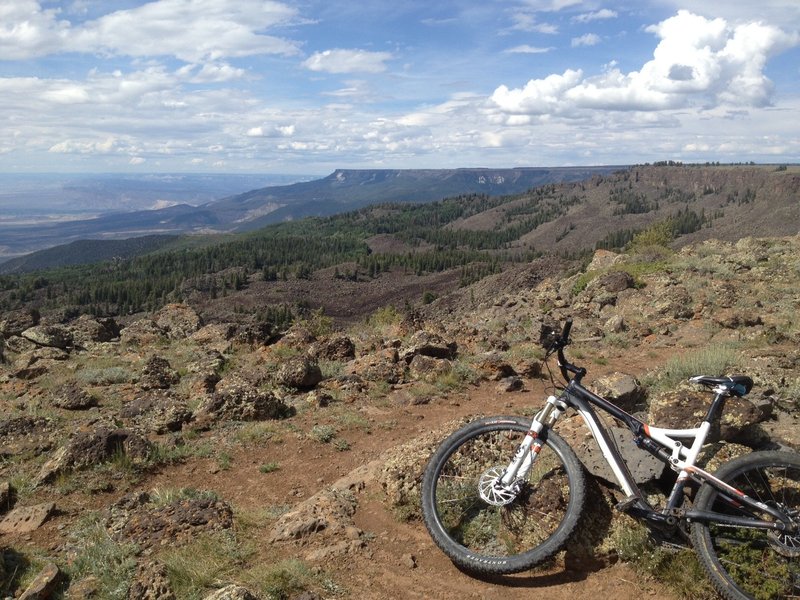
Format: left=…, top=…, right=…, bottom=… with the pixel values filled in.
left=499, top=395, right=567, bottom=486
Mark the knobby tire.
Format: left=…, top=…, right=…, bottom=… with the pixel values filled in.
left=421, top=416, right=586, bottom=575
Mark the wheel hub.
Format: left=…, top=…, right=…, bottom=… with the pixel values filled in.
left=478, top=466, right=521, bottom=506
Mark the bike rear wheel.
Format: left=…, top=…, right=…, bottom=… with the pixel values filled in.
left=691, top=451, right=800, bottom=600
left=421, top=416, right=585, bottom=575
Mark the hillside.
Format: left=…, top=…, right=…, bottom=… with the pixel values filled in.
left=1, top=164, right=797, bottom=322
left=1, top=231, right=799, bottom=599
left=0, top=166, right=619, bottom=261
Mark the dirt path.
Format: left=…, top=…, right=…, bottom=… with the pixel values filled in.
left=139, top=366, right=681, bottom=600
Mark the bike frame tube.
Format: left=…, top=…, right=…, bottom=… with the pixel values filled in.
left=560, top=380, right=794, bottom=530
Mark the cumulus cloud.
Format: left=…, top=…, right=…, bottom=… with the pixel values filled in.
left=0, top=0, right=301, bottom=61
left=490, top=10, right=799, bottom=119
left=571, top=33, right=601, bottom=47
left=302, top=49, right=393, bottom=74
left=508, top=13, right=558, bottom=34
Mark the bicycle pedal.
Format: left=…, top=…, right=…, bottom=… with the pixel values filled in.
left=614, top=495, right=642, bottom=512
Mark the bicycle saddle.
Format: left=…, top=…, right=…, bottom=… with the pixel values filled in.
left=690, top=375, right=753, bottom=397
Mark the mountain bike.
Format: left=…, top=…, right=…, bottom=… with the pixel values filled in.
left=421, top=319, right=800, bottom=600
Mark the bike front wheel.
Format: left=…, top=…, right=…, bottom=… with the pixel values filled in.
left=691, top=450, right=800, bottom=600
left=421, top=416, right=586, bottom=575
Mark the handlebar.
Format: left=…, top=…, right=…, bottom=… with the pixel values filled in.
left=540, top=318, right=585, bottom=384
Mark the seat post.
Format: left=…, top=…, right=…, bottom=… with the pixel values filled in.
left=703, top=389, right=729, bottom=423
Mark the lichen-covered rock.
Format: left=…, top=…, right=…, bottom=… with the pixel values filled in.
left=345, top=348, right=405, bottom=384
left=139, top=356, right=180, bottom=390
left=275, top=356, right=323, bottom=389
left=154, top=303, right=202, bottom=339
left=408, top=354, right=451, bottom=383
left=127, top=560, right=175, bottom=600
left=310, top=335, right=356, bottom=361
left=0, top=308, right=40, bottom=337
left=68, top=315, right=120, bottom=346
left=106, top=491, right=233, bottom=550
left=36, top=425, right=152, bottom=484
left=21, top=324, right=73, bottom=349
left=195, top=376, right=293, bottom=423
left=399, top=331, right=457, bottom=362
left=120, top=391, right=192, bottom=434
left=648, top=388, right=764, bottom=442
left=202, top=585, right=258, bottom=600
left=51, top=382, right=98, bottom=410
left=589, top=372, right=645, bottom=412
left=120, top=319, right=167, bottom=346
left=473, top=353, right=516, bottom=381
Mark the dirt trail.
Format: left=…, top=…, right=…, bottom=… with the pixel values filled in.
left=140, top=369, right=680, bottom=600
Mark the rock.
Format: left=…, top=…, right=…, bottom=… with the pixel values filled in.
left=196, top=376, right=293, bottom=423
left=275, top=356, right=323, bottom=389
left=51, top=382, right=98, bottom=410
left=399, top=331, right=457, bottom=362
left=0, top=502, right=55, bottom=534
left=0, top=416, right=55, bottom=458
left=18, top=562, right=60, bottom=600
left=191, top=324, right=236, bottom=352
left=69, top=316, right=120, bottom=346
left=65, top=575, right=102, bottom=599
left=590, top=270, right=634, bottom=294
left=120, top=391, right=192, bottom=434
left=604, top=315, right=625, bottom=334
left=558, top=417, right=665, bottom=485
left=345, top=348, right=405, bottom=384
left=589, top=372, right=645, bottom=412
left=154, top=303, right=202, bottom=339
left=36, top=426, right=152, bottom=484
left=139, top=356, right=180, bottom=390
left=21, top=324, right=73, bottom=349
left=474, top=353, right=516, bottom=381
left=648, top=388, right=764, bottom=443
left=0, top=308, right=40, bottom=337
left=270, top=486, right=357, bottom=543
left=120, top=319, right=167, bottom=345
left=311, top=335, right=356, bottom=361
left=0, top=481, right=10, bottom=513
left=408, top=354, right=452, bottom=383
left=127, top=560, right=176, bottom=600
left=496, top=376, right=524, bottom=393
left=107, top=492, right=233, bottom=550
left=401, top=553, right=417, bottom=569
left=202, top=585, right=258, bottom=600
left=587, top=249, right=623, bottom=272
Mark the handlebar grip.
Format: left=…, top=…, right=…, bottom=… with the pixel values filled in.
left=561, top=318, right=573, bottom=344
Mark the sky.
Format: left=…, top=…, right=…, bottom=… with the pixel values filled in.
left=1, top=0, right=799, bottom=174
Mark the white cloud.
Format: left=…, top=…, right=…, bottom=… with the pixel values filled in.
left=129, top=156, right=146, bottom=165
left=508, top=13, right=558, bottom=34
left=573, top=9, right=618, bottom=23
left=491, top=11, right=800, bottom=118
left=0, top=0, right=302, bottom=61
left=504, top=45, right=554, bottom=54
left=303, top=49, right=393, bottom=74
left=571, top=33, right=601, bottom=47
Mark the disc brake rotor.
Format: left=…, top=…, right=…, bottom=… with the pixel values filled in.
left=478, top=466, right=520, bottom=506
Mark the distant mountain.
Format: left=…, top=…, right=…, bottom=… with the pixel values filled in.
left=0, top=167, right=621, bottom=260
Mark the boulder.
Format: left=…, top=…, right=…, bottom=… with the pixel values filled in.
left=400, top=331, right=457, bottom=362
left=106, top=491, right=233, bottom=550
left=120, top=319, right=167, bottom=345
left=589, top=372, right=646, bottom=413
left=0, top=308, right=40, bottom=337
left=154, top=303, right=202, bottom=339
left=127, top=561, right=176, bottom=600
left=648, top=388, right=764, bottom=442
left=139, top=356, right=180, bottom=390
left=21, top=324, right=73, bottom=350
left=196, top=376, right=293, bottom=423
left=474, top=353, right=516, bottom=381
left=408, top=354, right=452, bottom=383
left=51, top=382, right=98, bottom=410
left=120, top=391, right=192, bottom=434
left=311, top=335, right=356, bottom=361
left=69, top=316, right=120, bottom=346
left=275, top=356, right=323, bottom=389
left=345, top=348, right=405, bottom=384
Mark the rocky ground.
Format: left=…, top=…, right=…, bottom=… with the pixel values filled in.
left=1, top=235, right=799, bottom=599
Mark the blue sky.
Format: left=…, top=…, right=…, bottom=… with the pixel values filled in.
left=1, top=0, right=799, bottom=174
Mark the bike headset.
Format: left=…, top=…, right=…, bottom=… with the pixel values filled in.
left=539, top=318, right=586, bottom=390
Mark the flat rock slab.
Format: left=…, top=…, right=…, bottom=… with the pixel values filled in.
left=0, top=502, right=55, bottom=534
